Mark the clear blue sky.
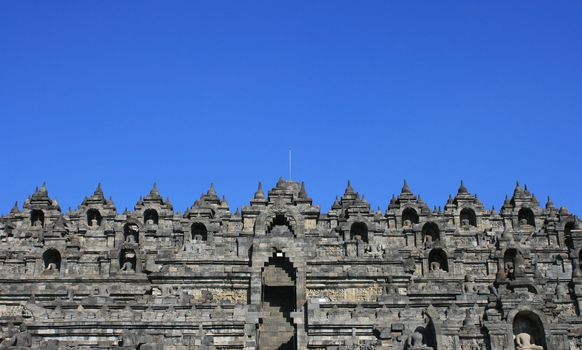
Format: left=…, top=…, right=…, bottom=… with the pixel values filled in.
left=1, top=2, right=581, bottom=216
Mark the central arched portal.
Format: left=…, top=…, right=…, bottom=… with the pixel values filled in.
left=260, top=252, right=297, bottom=350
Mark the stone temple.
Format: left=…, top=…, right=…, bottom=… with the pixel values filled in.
left=0, top=179, right=580, bottom=350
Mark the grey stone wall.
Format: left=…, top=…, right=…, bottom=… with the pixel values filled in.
left=0, top=179, right=580, bottom=350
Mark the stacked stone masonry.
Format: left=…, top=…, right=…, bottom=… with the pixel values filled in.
left=0, top=179, right=580, bottom=350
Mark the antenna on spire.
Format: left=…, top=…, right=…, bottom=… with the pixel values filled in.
left=288, top=148, right=292, bottom=181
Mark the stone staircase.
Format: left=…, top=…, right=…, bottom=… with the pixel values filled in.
left=262, top=264, right=295, bottom=286
left=259, top=303, right=295, bottom=349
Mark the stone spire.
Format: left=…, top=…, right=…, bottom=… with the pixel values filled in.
left=331, top=196, right=341, bottom=210
left=254, top=182, right=265, bottom=200
left=29, top=182, right=53, bottom=208
left=401, top=180, right=411, bottom=194
left=545, top=196, right=554, bottom=209
left=94, top=183, right=104, bottom=200
left=276, top=177, right=285, bottom=188
left=344, top=180, right=355, bottom=196
left=143, top=182, right=163, bottom=204
left=82, top=183, right=107, bottom=206
left=207, top=183, right=217, bottom=198
left=10, top=201, right=19, bottom=214
left=341, top=180, right=359, bottom=203
left=388, top=194, right=397, bottom=209
left=220, top=195, right=229, bottom=209
left=457, top=180, right=468, bottom=194
left=513, top=181, right=523, bottom=196
left=31, top=182, right=50, bottom=201
left=298, top=182, right=307, bottom=199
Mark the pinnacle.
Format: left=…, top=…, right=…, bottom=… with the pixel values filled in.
left=207, top=183, right=217, bottom=197
left=299, top=182, right=307, bottom=198
left=344, top=180, right=354, bottom=195
left=514, top=181, right=523, bottom=194
left=332, top=196, right=341, bottom=209
left=221, top=195, right=229, bottom=207
left=458, top=180, right=468, bottom=194
left=277, top=177, right=285, bottom=187
left=254, top=182, right=265, bottom=200
left=545, top=196, right=554, bottom=209
left=10, top=201, right=19, bottom=214
left=401, top=180, right=411, bottom=194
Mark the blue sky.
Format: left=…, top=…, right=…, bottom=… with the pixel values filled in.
left=1, top=1, right=581, bottom=215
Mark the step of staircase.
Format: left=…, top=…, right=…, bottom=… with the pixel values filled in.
left=260, top=301, right=295, bottom=349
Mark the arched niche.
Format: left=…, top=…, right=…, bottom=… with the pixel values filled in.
left=422, top=222, right=440, bottom=242
left=428, top=248, right=448, bottom=272
left=191, top=222, right=208, bottom=241
left=267, top=214, right=295, bottom=236
left=407, top=315, right=438, bottom=350
left=417, top=320, right=437, bottom=350
left=504, top=248, right=517, bottom=280
left=31, top=209, right=44, bottom=228
left=512, top=310, right=547, bottom=350
left=554, top=255, right=565, bottom=273
left=350, top=222, right=368, bottom=243
left=123, top=223, right=139, bottom=243
left=460, top=207, right=477, bottom=227
left=86, top=208, right=102, bottom=227
left=402, top=207, right=419, bottom=228
left=144, top=209, right=159, bottom=225
left=119, top=248, right=137, bottom=272
left=42, top=248, right=61, bottom=271
left=518, top=208, right=535, bottom=227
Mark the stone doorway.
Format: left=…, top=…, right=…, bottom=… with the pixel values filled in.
left=259, top=253, right=296, bottom=350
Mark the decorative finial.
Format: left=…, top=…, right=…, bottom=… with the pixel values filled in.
left=401, top=180, right=411, bottom=194
left=389, top=194, right=396, bottom=206
left=514, top=181, right=523, bottom=194
left=332, top=196, right=341, bottom=209
left=277, top=177, right=285, bottom=187
left=344, top=180, right=354, bottom=195
left=299, top=182, right=307, bottom=199
left=545, top=196, right=554, bottom=209
left=207, top=183, right=217, bottom=196
left=458, top=180, right=468, bottom=194
left=10, top=201, right=19, bottom=214
left=254, top=182, right=265, bottom=200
